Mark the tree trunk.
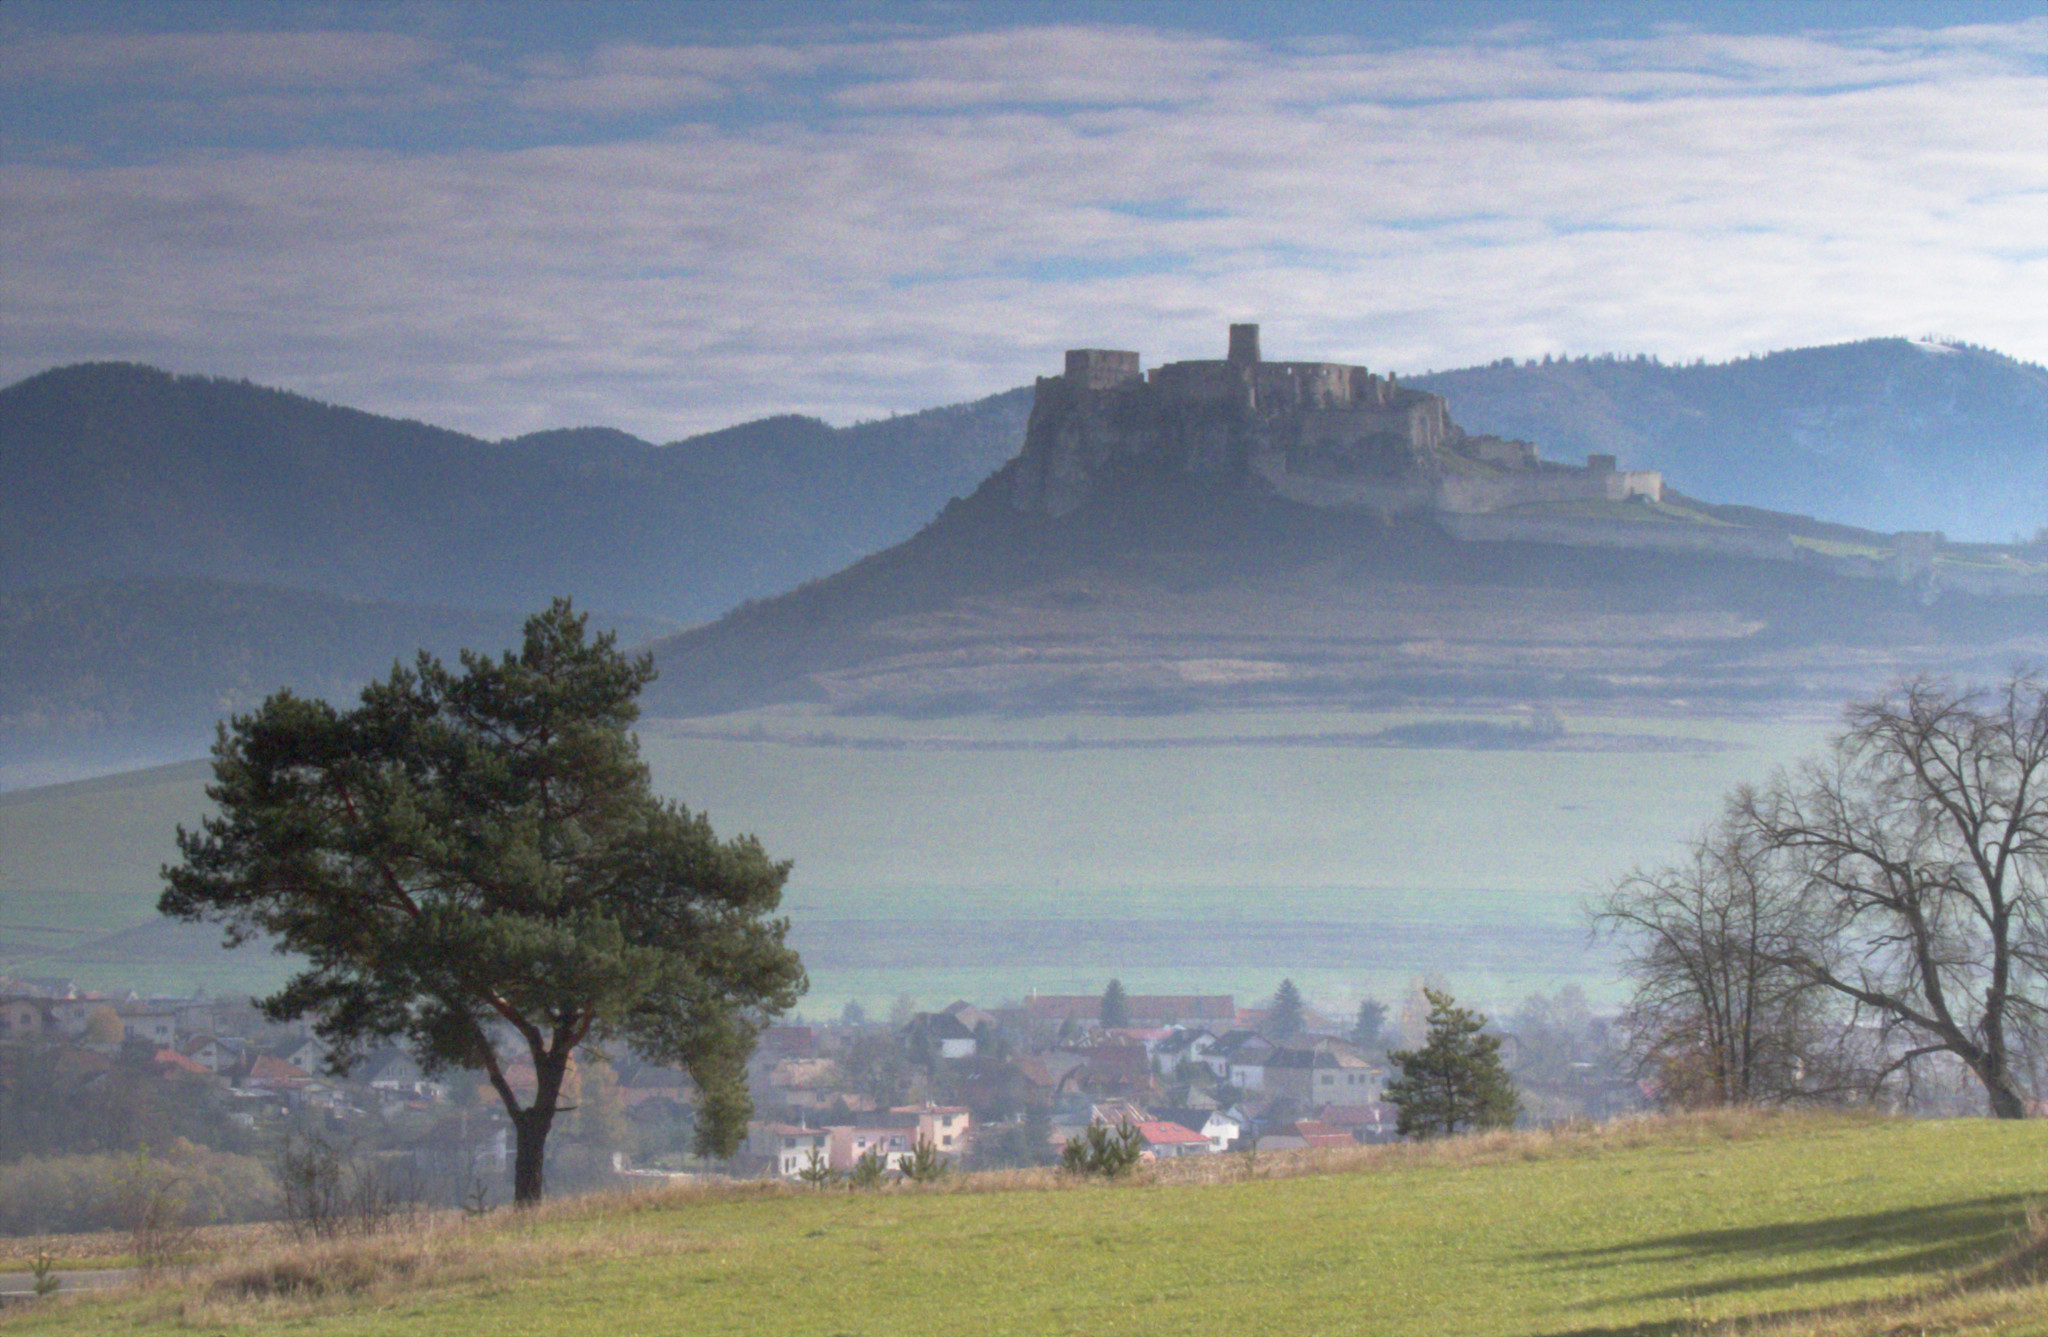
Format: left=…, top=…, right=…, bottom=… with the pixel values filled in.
left=509, top=1051, right=568, bottom=1207
left=512, top=1109, right=551, bottom=1206
left=1976, top=1065, right=2029, bottom=1120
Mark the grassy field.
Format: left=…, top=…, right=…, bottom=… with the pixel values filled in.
left=0, top=705, right=1837, bottom=1013
left=7, top=1112, right=2045, bottom=1336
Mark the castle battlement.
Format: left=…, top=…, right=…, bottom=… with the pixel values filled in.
left=1015, top=324, right=1467, bottom=517
left=1009, top=323, right=1659, bottom=520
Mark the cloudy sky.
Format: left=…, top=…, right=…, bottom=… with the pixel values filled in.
left=4, top=1, right=2044, bottom=441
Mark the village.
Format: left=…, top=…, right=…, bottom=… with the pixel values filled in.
left=0, top=973, right=1644, bottom=1202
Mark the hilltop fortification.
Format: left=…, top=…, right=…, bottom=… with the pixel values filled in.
left=1002, top=324, right=2044, bottom=600
left=1010, top=323, right=1659, bottom=518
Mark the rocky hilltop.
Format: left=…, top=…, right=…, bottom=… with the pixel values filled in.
left=999, top=325, right=2046, bottom=602
left=641, top=325, right=2046, bottom=721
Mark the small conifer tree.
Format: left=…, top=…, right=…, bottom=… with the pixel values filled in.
left=1384, top=989, right=1519, bottom=1138
left=1099, top=979, right=1130, bottom=1029
left=1350, top=997, right=1388, bottom=1050
left=1268, top=979, right=1306, bottom=1040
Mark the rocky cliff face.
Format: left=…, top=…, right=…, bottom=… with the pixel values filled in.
left=1008, top=325, right=1465, bottom=518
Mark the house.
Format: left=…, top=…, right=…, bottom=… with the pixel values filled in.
left=118, top=1009, right=179, bottom=1046
left=1278, top=1119, right=1355, bottom=1150
left=0, top=996, right=50, bottom=1039
left=1102, top=1026, right=1174, bottom=1060
left=45, top=997, right=107, bottom=1037
left=1261, top=1044, right=1382, bottom=1106
left=1136, top=1120, right=1213, bottom=1158
left=888, top=1102, right=972, bottom=1157
left=274, top=1036, right=329, bottom=1074
left=360, top=1049, right=436, bottom=1096
left=1152, top=1106, right=1243, bottom=1153
left=151, top=1046, right=213, bottom=1077
left=1085, top=1098, right=1152, bottom=1130
left=1151, top=1027, right=1218, bottom=1076
left=940, top=1000, right=1000, bottom=1034
left=171, top=998, right=218, bottom=1037
left=951, top=1055, right=1040, bottom=1113
left=904, top=1010, right=979, bottom=1060
left=1060, top=1038, right=1153, bottom=1094
left=1226, top=1038, right=1278, bottom=1091
left=742, top=1122, right=831, bottom=1179
left=236, top=1053, right=312, bottom=1091
left=1317, top=1103, right=1401, bottom=1144
left=179, top=1034, right=240, bottom=1074
left=826, top=1125, right=914, bottom=1172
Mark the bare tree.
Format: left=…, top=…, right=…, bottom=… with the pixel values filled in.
left=1595, top=816, right=1854, bottom=1106
left=1740, top=671, right=2048, bottom=1118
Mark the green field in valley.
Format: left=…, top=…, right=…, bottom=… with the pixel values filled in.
left=9, top=1113, right=2046, bottom=1336
left=1, top=705, right=1838, bottom=1013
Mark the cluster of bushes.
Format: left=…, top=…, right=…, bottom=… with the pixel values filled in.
left=0, top=1042, right=257, bottom=1162
left=0, top=1141, right=276, bottom=1235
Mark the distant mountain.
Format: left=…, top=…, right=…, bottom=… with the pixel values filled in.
left=0, top=576, right=675, bottom=776
left=0, top=363, right=1033, bottom=623
left=5, top=339, right=2044, bottom=768
left=1411, top=339, right=2048, bottom=543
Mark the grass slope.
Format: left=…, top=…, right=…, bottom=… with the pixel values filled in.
left=11, top=1113, right=2047, bottom=1335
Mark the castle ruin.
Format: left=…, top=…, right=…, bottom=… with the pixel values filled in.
left=1009, top=324, right=1661, bottom=519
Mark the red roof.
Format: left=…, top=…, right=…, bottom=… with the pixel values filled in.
left=153, top=1048, right=211, bottom=1075
left=1137, top=1121, right=1210, bottom=1146
left=1316, top=1103, right=1396, bottom=1128
left=243, top=1054, right=310, bottom=1085
left=1284, top=1120, right=1354, bottom=1149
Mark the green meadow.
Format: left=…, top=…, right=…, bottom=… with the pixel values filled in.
left=10, top=1113, right=2046, bottom=1336
left=1, top=706, right=1838, bottom=1012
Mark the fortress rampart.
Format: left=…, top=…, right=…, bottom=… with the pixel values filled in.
left=1012, top=324, right=1642, bottom=519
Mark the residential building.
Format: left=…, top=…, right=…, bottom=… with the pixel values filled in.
left=743, top=1122, right=831, bottom=1179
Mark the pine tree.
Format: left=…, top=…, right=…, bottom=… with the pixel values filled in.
left=1099, top=978, right=1130, bottom=1029
left=1383, top=990, right=1519, bottom=1138
left=160, top=599, right=806, bottom=1205
left=1268, top=979, right=1306, bottom=1040
left=1349, top=997, right=1388, bottom=1050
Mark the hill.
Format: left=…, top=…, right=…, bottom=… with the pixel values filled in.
left=641, top=467, right=2048, bottom=722
left=10, top=1112, right=2046, bottom=1335
left=6, top=338, right=2043, bottom=772
left=0, top=579, right=675, bottom=785
left=0, top=363, right=1032, bottom=624
left=642, top=327, right=2045, bottom=722
left=1411, top=339, right=2048, bottom=543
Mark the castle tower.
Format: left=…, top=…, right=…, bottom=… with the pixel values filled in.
left=1228, top=323, right=1261, bottom=366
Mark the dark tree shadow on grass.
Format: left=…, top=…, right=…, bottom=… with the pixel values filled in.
left=1528, top=1193, right=2036, bottom=1332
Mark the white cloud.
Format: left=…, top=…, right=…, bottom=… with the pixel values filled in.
left=2, top=17, right=2045, bottom=443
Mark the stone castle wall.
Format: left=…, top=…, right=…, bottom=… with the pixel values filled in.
left=1012, top=324, right=1461, bottom=518
left=1437, top=467, right=1663, bottom=514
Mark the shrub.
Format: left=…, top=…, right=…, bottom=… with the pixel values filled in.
left=0, top=1145, right=275, bottom=1236
left=899, top=1133, right=949, bottom=1184
left=847, top=1145, right=886, bottom=1190
left=1060, top=1121, right=1145, bottom=1179
left=275, top=1132, right=425, bottom=1241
